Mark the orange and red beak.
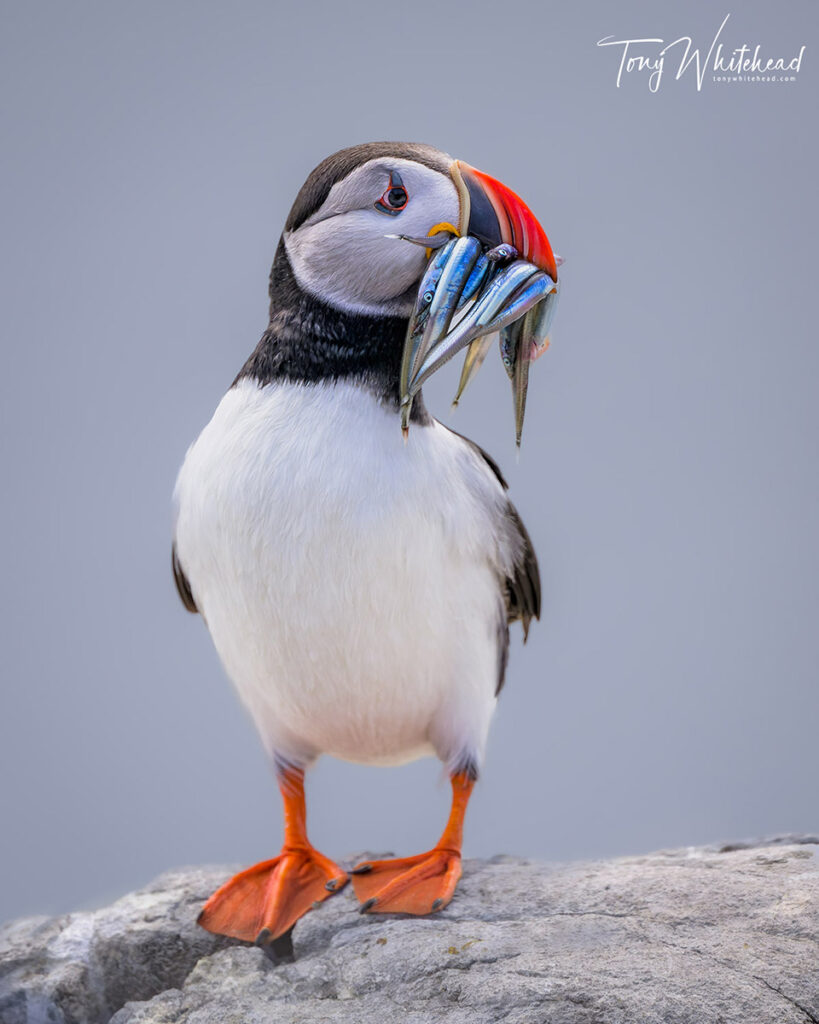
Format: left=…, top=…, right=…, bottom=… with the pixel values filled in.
left=451, top=160, right=558, bottom=283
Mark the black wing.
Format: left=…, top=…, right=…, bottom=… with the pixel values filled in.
left=172, top=543, right=198, bottom=614
left=503, top=502, right=541, bottom=641
left=448, top=430, right=542, bottom=694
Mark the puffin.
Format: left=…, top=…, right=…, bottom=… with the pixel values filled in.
left=172, top=142, right=554, bottom=958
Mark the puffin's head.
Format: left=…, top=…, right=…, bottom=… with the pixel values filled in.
left=283, top=142, right=557, bottom=318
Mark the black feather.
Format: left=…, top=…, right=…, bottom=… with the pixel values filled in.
left=172, top=544, right=198, bottom=614
left=233, top=241, right=431, bottom=423
left=505, top=505, right=541, bottom=640
left=446, top=428, right=508, bottom=489
left=445, top=432, right=541, bottom=695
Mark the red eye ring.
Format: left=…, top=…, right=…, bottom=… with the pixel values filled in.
left=374, top=172, right=408, bottom=216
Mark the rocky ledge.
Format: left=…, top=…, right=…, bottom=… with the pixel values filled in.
left=1, top=836, right=817, bottom=1024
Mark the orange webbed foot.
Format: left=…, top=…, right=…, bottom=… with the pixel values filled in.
left=198, top=845, right=348, bottom=945
left=351, top=770, right=475, bottom=917
left=351, top=847, right=462, bottom=916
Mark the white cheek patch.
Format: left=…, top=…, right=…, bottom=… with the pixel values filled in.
left=285, top=158, right=461, bottom=317
left=287, top=211, right=426, bottom=311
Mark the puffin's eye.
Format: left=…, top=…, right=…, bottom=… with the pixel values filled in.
left=374, top=172, right=408, bottom=216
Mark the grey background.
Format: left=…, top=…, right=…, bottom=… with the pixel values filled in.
left=1, top=0, right=816, bottom=924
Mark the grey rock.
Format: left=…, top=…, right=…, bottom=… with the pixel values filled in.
left=1, top=839, right=817, bottom=1024
left=0, top=868, right=236, bottom=1024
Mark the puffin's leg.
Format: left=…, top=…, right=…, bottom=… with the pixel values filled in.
left=351, top=770, right=474, bottom=916
left=198, top=762, right=347, bottom=949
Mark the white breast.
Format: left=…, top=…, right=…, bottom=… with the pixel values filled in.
left=173, top=378, right=511, bottom=773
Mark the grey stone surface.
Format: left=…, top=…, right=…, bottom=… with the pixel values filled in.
left=0, top=868, right=236, bottom=1024
left=2, top=839, right=817, bottom=1024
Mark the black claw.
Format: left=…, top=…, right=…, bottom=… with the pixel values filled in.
left=431, top=899, right=444, bottom=912
left=325, top=878, right=338, bottom=891
left=351, top=864, right=373, bottom=874
left=255, top=926, right=296, bottom=964
left=359, top=898, right=377, bottom=914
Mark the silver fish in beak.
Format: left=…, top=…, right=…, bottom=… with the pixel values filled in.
left=399, top=160, right=559, bottom=443
left=411, top=236, right=482, bottom=378
left=399, top=237, right=460, bottom=421
left=408, top=261, right=545, bottom=389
